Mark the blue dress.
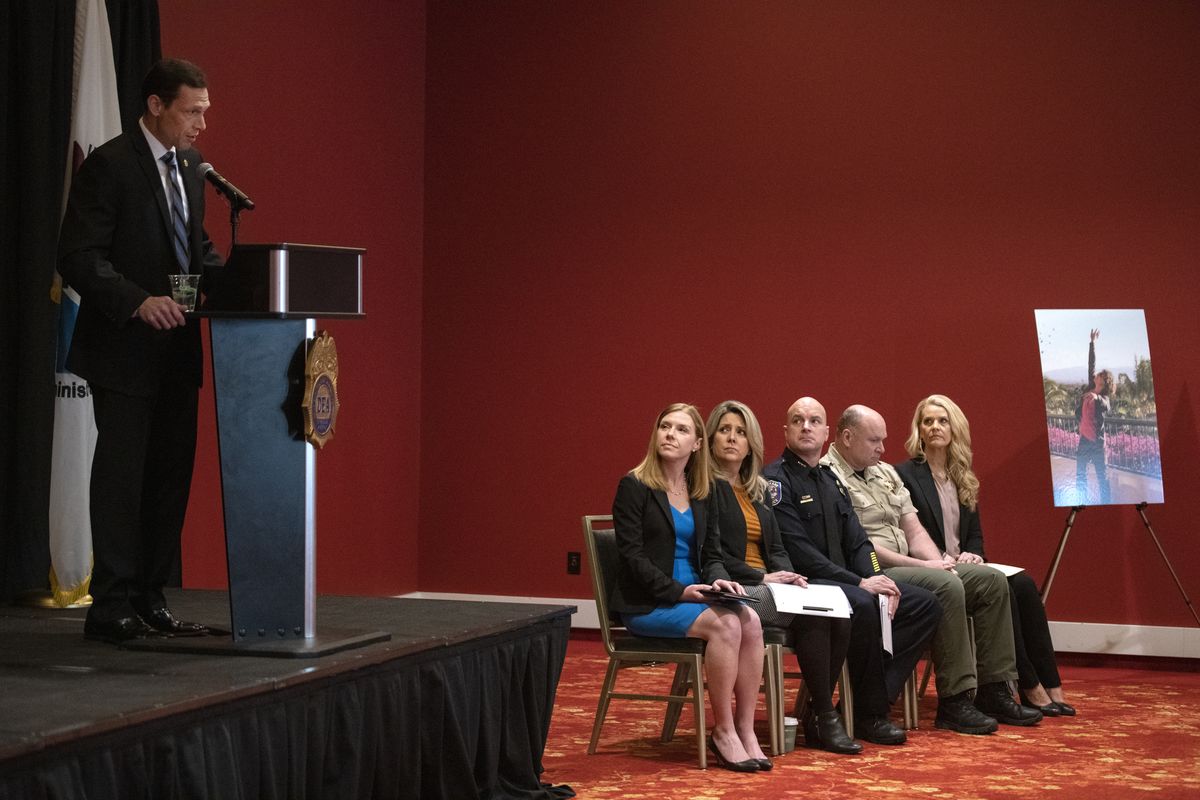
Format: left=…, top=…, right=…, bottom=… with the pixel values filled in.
left=622, top=506, right=707, bottom=637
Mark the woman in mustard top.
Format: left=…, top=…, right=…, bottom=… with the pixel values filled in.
left=706, top=400, right=859, bottom=754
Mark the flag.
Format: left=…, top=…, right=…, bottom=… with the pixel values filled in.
left=48, top=0, right=122, bottom=607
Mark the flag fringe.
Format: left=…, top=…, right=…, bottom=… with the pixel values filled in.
left=49, top=563, right=93, bottom=608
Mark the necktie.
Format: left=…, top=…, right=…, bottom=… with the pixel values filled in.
left=161, top=151, right=191, bottom=273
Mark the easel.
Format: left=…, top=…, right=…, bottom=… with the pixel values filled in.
left=1041, top=503, right=1200, bottom=626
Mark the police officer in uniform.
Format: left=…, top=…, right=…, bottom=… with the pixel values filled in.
left=763, top=397, right=941, bottom=744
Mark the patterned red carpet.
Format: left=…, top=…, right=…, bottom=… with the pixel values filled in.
left=541, top=638, right=1200, bottom=799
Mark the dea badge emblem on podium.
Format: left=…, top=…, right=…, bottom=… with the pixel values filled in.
left=302, top=331, right=340, bottom=448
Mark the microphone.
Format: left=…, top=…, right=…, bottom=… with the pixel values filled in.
left=197, top=162, right=255, bottom=210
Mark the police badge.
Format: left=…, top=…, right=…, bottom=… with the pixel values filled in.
left=766, top=479, right=783, bottom=506
left=301, top=330, right=340, bottom=449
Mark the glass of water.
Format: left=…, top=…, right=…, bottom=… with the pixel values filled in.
left=168, top=274, right=200, bottom=311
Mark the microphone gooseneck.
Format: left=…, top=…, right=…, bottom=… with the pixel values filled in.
left=197, top=162, right=256, bottom=210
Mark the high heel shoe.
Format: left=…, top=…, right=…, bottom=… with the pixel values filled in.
left=803, top=709, right=863, bottom=755
left=1018, top=690, right=1060, bottom=717
left=1050, top=701, right=1076, bottom=716
left=707, top=736, right=760, bottom=772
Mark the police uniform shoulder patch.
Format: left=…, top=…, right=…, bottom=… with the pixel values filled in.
left=766, top=480, right=783, bottom=507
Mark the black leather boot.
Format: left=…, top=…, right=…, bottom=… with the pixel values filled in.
left=804, top=710, right=863, bottom=755
left=936, top=690, right=999, bottom=735
left=976, top=682, right=1043, bottom=726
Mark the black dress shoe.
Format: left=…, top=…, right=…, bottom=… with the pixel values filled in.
left=936, top=691, right=998, bottom=734
left=1018, top=690, right=1060, bottom=717
left=753, top=758, right=773, bottom=771
left=1050, top=701, right=1077, bottom=717
left=975, top=682, right=1042, bottom=726
left=854, top=714, right=907, bottom=745
left=84, top=615, right=160, bottom=644
left=707, top=736, right=760, bottom=772
left=138, top=606, right=208, bottom=636
left=803, top=710, right=863, bottom=755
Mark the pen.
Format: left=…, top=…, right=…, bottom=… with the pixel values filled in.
left=802, top=606, right=832, bottom=612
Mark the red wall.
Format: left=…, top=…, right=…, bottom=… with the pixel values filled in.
left=418, top=2, right=1200, bottom=627
left=160, top=1, right=426, bottom=595
left=162, top=3, right=1200, bottom=627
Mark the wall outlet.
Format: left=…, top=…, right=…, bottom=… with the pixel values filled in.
left=566, top=551, right=581, bottom=575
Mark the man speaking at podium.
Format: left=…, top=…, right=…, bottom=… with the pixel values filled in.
left=59, top=59, right=224, bottom=644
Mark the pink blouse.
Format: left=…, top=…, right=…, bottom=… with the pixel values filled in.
left=935, top=474, right=962, bottom=557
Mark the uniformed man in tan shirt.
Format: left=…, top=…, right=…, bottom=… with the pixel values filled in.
left=821, top=405, right=1041, bottom=734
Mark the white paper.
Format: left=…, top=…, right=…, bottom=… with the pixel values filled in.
left=879, top=594, right=893, bottom=655
left=766, top=583, right=852, bottom=618
left=983, top=562, right=1025, bottom=577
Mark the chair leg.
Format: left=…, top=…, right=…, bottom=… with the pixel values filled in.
left=661, top=661, right=692, bottom=742
left=838, top=662, right=854, bottom=739
left=691, top=654, right=707, bottom=769
left=764, top=645, right=783, bottom=756
left=773, top=647, right=787, bottom=754
left=919, top=658, right=934, bottom=697
left=903, top=669, right=919, bottom=730
left=589, top=657, right=622, bottom=753
left=792, top=680, right=809, bottom=717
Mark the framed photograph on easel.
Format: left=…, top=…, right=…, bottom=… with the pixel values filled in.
left=1034, top=308, right=1163, bottom=507
left=1033, top=310, right=1196, bottom=623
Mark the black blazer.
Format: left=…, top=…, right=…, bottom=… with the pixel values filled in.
left=609, top=474, right=729, bottom=614
left=895, top=459, right=986, bottom=560
left=59, top=128, right=224, bottom=396
left=711, top=478, right=793, bottom=584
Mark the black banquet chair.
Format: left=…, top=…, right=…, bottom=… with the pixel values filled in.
left=581, top=514, right=710, bottom=768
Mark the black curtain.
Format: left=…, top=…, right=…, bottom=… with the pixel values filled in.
left=0, top=0, right=160, bottom=603
left=105, top=0, right=162, bottom=132
left=0, top=0, right=74, bottom=603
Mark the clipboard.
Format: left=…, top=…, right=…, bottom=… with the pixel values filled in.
left=699, top=589, right=760, bottom=604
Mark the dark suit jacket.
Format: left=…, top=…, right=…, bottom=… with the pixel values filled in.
left=59, top=128, right=223, bottom=396
left=609, top=474, right=729, bottom=614
left=711, top=478, right=794, bottom=584
left=895, top=459, right=986, bottom=560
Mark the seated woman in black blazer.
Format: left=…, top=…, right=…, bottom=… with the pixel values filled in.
left=706, top=400, right=859, bottom=755
left=896, top=394, right=1075, bottom=717
left=611, top=403, right=770, bottom=772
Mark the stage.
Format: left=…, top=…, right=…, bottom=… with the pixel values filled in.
left=0, top=590, right=575, bottom=799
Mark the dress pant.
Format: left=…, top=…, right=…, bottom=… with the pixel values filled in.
left=885, top=563, right=1016, bottom=697
left=87, top=375, right=198, bottom=623
left=1008, top=571, right=1062, bottom=690
left=817, top=579, right=940, bottom=717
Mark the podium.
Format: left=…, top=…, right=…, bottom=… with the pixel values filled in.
left=132, top=243, right=386, bottom=658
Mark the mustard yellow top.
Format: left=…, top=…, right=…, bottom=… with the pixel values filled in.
left=734, top=484, right=766, bottom=570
